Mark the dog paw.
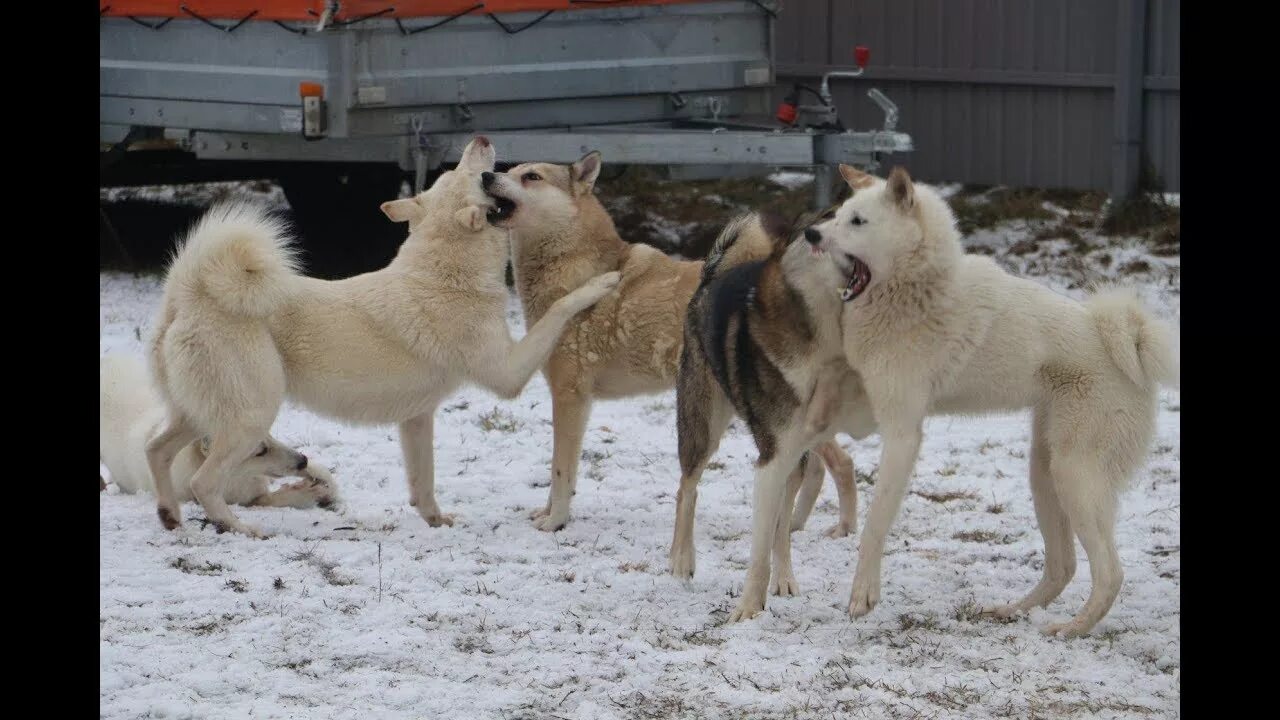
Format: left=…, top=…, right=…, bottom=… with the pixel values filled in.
left=979, top=603, right=1026, bottom=621
left=823, top=521, right=854, bottom=539
left=528, top=505, right=550, bottom=520
left=213, top=520, right=267, bottom=539
left=669, top=548, right=696, bottom=579
left=422, top=511, right=456, bottom=528
left=157, top=505, right=182, bottom=531
left=727, top=597, right=766, bottom=623
left=770, top=571, right=799, bottom=597
left=533, top=511, right=568, bottom=532
left=568, top=271, right=621, bottom=309
left=1042, top=618, right=1092, bottom=639
left=847, top=576, right=880, bottom=618
left=587, top=271, right=621, bottom=293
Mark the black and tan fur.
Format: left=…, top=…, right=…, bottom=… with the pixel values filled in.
left=484, top=153, right=858, bottom=540
left=670, top=213, right=862, bottom=583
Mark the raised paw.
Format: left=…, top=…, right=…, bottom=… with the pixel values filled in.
left=823, top=521, right=854, bottom=539
left=770, top=571, right=799, bottom=597
left=847, top=575, right=880, bottom=618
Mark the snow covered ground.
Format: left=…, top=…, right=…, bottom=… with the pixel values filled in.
left=100, top=222, right=1179, bottom=719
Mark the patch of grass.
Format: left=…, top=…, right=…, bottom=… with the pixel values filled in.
left=170, top=557, right=226, bottom=575
left=897, top=613, right=940, bottom=632
left=617, top=561, right=649, bottom=573
left=557, top=570, right=577, bottom=583
left=598, top=166, right=813, bottom=259
left=452, top=634, right=494, bottom=654
left=224, top=578, right=249, bottom=593
left=952, top=529, right=1017, bottom=544
left=288, top=547, right=354, bottom=586
left=706, top=460, right=726, bottom=471
left=949, top=187, right=1055, bottom=234
left=477, top=407, right=521, bottom=433
left=986, top=503, right=1006, bottom=515
left=914, top=488, right=977, bottom=503
left=273, top=577, right=286, bottom=590
left=952, top=599, right=985, bottom=623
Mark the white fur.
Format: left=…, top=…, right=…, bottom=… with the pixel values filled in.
left=145, top=137, right=620, bottom=536
left=737, top=166, right=1178, bottom=637
left=101, top=354, right=338, bottom=509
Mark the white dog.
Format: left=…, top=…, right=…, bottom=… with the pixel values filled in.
left=101, top=354, right=338, bottom=510
left=144, top=137, right=619, bottom=536
left=728, top=165, right=1177, bottom=638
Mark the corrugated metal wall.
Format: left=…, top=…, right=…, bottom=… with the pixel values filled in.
left=774, top=0, right=1179, bottom=192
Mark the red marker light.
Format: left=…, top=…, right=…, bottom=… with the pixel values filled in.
left=854, top=45, right=870, bottom=68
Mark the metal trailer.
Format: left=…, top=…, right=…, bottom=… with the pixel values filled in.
left=100, top=0, right=912, bottom=271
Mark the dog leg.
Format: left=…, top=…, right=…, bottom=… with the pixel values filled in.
left=471, top=272, right=619, bottom=400
left=145, top=413, right=199, bottom=530
left=400, top=412, right=452, bottom=527
left=814, top=440, right=858, bottom=538
left=789, top=450, right=825, bottom=533
left=983, top=410, right=1075, bottom=620
left=848, top=420, right=922, bottom=619
left=770, top=460, right=807, bottom=596
left=1043, top=459, right=1122, bottom=638
left=670, top=375, right=733, bottom=579
left=729, top=445, right=804, bottom=622
left=188, top=432, right=268, bottom=537
left=533, top=385, right=591, bottom=532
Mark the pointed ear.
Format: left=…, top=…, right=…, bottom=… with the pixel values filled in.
left=885, top=166, right=915, bottom=211
left=381, top=199, right=422, bottom=223
left=839, top=164, right=875, bottom=191
left=571, top=151, right=602, bottom=195
left=454, top=205, right=486, bottom=232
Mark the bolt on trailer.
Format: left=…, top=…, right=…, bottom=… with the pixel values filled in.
left=100, top=0, right=912, bottom=264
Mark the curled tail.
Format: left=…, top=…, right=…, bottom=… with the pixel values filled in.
left=1086, top=287, right=1179, bottom=389
left=700, top=212, right=790, bottom=286
left=165, top=201, right=301, bottom=318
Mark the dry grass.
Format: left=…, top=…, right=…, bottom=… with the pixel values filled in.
left=477, top=407, right=521, bottom=433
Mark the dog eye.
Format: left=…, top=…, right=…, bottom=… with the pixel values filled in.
left=522, top=172, right=542, bottom=182
left=851, top=215, right=866, bottom=226
left=254, top=444, right=269, bottom=457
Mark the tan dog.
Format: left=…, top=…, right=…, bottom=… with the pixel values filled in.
left=482, top=152, right=857, bottom=536
left=145, top=137, right=619, bottom=536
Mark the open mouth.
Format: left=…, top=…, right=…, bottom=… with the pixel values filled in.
left=486, top=194, right=516, bottom=225
left=840, top=255, right=871, bottom=302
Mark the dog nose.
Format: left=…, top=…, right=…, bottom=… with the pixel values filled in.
left=804, top=228, right=822, bottom=245
left=481, top=171, right=495, bottom=189
left=296, top=455, right=308, bottom=471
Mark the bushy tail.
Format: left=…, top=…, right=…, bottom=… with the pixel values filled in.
left=164, top=201, right=301, bottom=318
left=700, top=212, right=788, bottom=285
left=1086, top=287, right=1179, bottom=389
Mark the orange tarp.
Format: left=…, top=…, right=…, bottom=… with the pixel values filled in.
left=100, top=1, right=710, bottom=21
